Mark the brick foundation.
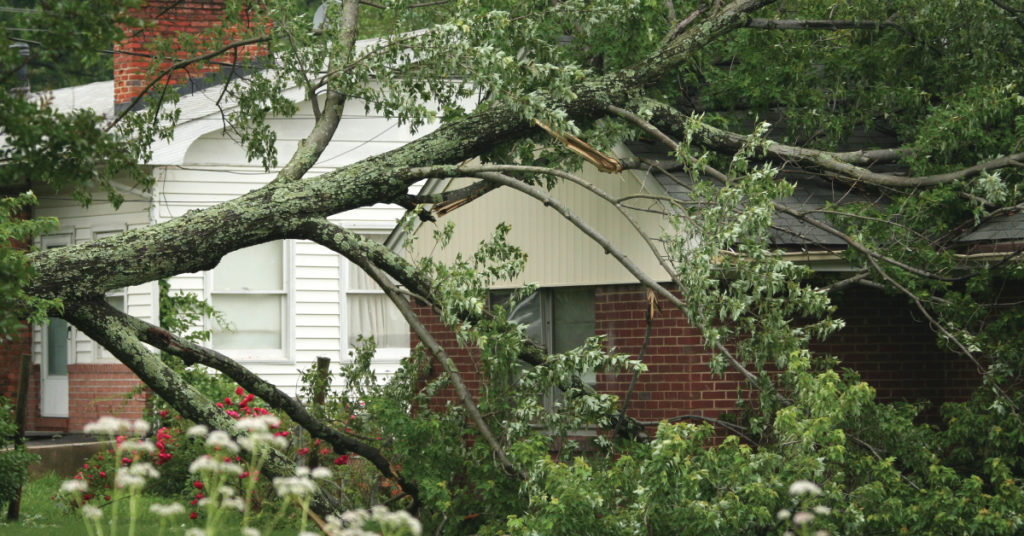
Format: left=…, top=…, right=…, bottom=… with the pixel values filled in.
left=23, top=363, right=147, bottom=433
left=412, top=283, right=979, bottom=430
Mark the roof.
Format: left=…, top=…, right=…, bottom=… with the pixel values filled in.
left=26, top=34, right=422, bottom=166
left=627, top=141, right=1024, bottom=249
left=626, top=141, right=879, bottom=249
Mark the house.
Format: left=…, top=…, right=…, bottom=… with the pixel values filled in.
left=10, top=2, right=454, bottom=433
left=393, top=139, right=1005, bottom=427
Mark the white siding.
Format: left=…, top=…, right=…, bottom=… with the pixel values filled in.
left=33, top=190, right=158, bottom=366
left=154, top=97, right=428, bottom=396
left=408, top=161, right=675, bottom=289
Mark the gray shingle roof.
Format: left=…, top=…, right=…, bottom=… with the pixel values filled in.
left=626, top=141, right=1024, bottom=249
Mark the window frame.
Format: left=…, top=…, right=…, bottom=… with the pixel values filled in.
left=491, top=286, right=598, bottom=413
left=204, top=240, right=295, bottom=363
left=340, top=228, right=410, bottom=363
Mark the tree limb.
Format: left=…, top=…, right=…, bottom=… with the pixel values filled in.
left=62, top=299, right=348, bottom=517
left=747, top=18, right=896, bottom=30
left=317, top=223, right=525, bottom=479
left=647, top=102, right=1024, bottom=187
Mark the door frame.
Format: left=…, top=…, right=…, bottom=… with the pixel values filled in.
left=40, top=233, right=72, bottom=418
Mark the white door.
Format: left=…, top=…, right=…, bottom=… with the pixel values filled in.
left=40, top=235, right=70, bottom=418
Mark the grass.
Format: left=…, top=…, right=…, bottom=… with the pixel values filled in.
left=0, top=473, right=307, bottom=535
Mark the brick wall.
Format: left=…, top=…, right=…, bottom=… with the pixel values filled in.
left=23, top=363, right=146, bottom=433
left=412, top=283, right=978, bottom=431
left=67, top=364, right=147, bottom=432
left=115, top=0, right=267, bottom=108
left=813, top=287, right=978, bottom=421
left=0, top=323, right=31, bottom=402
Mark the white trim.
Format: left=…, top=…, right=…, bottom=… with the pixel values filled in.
left=205, top=239, right=296, bottom=364
left=342, top=228, right=411, bottom=364
left=40, top=233, right=73, bottom=418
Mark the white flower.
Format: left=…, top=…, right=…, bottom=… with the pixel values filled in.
left=186, top=424, right=209, bottom=438
left=295, top=466, right=310, bottom=477
left=223, top=496, right=245, bottom=512
left=128, top=461, right=160, bottom=479
left=792, top=511, right=816, bottom=525
left=81, top=504, right=103, bottom=520
left=235, top=415, right=279, bottom=433
left=189, top=455, right=243, bottom=475
left=120, top=439, right=156, bottom=453
left=813, top=505, right=832, bottom=516
left=84, top=416, right=131, bottom=436
left=61, top=480, right=88, bottom=493
left=273, top=476, right=316, bottom=497
left=185, top=529, right=207, bottom=536
left=272, top=436, right=289, bottom=449
left=115, top=468, right=146, bottom=489
left=788, top=480, right=822, bottom=496
left=133, top=419, right=151, bottom=435
left=218, top=485, right=236, bottom=497
left=149, top=502, right=185, bottom=517
left=299, top=532, right=319, bottom=536
left=776, top=509, right=791, bottom=520
left=813, top=531, right=830, bottom=536
left=241, top=528, right=261, bottom=536
left=311, top=467, right=333, bottom=480
left=206, top=430, right=240, bottom=453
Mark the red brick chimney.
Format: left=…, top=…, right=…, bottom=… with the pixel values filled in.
left=114, top=1, right=267, bottom=111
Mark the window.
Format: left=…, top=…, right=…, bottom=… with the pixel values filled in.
left=344, top=233, right=410, bottom=358
left=493, top=287, right=597, bottom=409
left=208, top=240, right=290, bottom=360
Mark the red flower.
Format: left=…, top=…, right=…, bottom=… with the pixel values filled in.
left=240, top=471, right=249, bottom=479
left=235, top=386, right=245, bottom=396
left=334, top=455, right=349, bottom=466
left=103, top=495, right=111, bottom=501
left=190, top=512, right=198, bottom=520
left=159, top=409, right=169, bottom=418
left=82, top=493, right=93, bottom=501
left=297, top=447, right=310, bottom=456
left=99, top=471, right=106, bottom=478
left=216, top=402, right=224, bottom=408
left=274, top=430, right=289, bottom=437
left=193, top=481, right=204, bottom=490
left=82, top=463, right=89, bottom=469
left=122, top=457, right=132, bottom=465
left=223, top=397, right=233, bottom=406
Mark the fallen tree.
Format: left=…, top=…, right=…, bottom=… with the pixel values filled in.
left=5, top=0, right=1024, bottom=532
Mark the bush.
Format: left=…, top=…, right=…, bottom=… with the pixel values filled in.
left=0, top=395, right=38, bottom=509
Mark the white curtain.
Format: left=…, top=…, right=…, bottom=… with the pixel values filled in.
left=347, top=261, right=409, bottom=348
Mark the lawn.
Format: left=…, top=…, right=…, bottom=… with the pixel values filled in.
left=0, top=473, right=305, bottom=535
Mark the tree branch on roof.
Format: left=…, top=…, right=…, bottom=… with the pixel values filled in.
left=647, top=102, right=1024, bottom=188
left=746, top=18, right=897, bottom=30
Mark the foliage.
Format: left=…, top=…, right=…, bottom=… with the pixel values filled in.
left=0, top=396, right=39, bottom=509
left=9, top=0, right=1024, bottom=534
left=0, top=192, right=57, bottom=340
